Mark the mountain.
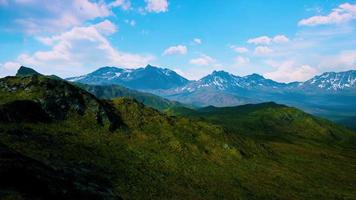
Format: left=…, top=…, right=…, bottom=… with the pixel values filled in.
left=68, top=66, right=356, bottom=94
left=67, top=66, right=356, bottom=123
left=76, top=83, right=188, bottom=111
left=171, top=71, right=287, bottom=94
left=1, top=69, right=356, bottom=199
left=157, top=71, right=284, bottom=107
left=163, top=70, right=356, bottom=121
left=68, top=66, right=356, bottom=127
left=168, top=102, right=356, bottom=141
left=16, top=66, right=42, bottom=76
left=298, top=70, right=356, bottom=92
left=67, top=65, right=189, bottom=90
left=13, top=66, right=186, bottom=111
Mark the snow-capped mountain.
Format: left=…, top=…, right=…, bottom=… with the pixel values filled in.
left=180, top=71, right=242, bottom=92
left=176, top=70, right=287, bottom=93
left=298, top=70, right=356, bottom=92
left=68, top=65, right=356, bottom=94
left=67, top=65, right=189, bottom=90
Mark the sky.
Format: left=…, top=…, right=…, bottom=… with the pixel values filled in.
left=0, top=0, right=355, bottom=82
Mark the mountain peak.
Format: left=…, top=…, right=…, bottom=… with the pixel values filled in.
left=145, top=64, right=158, bottom=69
left=16, top=66, right=41, bottom=77
left=92, top=66, right=122, bottom=74
left=244, top=73, right=264, bottom=80
left=211, top=70, right=231, bottom=76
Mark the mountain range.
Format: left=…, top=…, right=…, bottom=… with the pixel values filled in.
left=1, top=67, right=356, bottom=199
left=67, top=65, right=356, bottom=123
left=67, top=65, right=356, bottom=92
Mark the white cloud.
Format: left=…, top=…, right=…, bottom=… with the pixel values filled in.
left=230, top=45, right=248, bottom=53
left=254, top=46, right=273, bottom=55
left=247, top=36, right=271, bottom=45
left=189, top=55, right=215, bottom=66
left=298, top=3, right=356, bottom=26
left=145, top=0, right=168, bottom=13
left=93, top=19, right=118, bottom=35
left=109, top=0, right=131, bottom=10
left=247, top=35, right=289, bottom=45
left=318, top=50, right=356, bottom=71
left=9, top=0, right=112, bottom=34
left=36, top=37, right=54, bottom=45
left=1, top=21, right=154, bottom=77
left=193, top=38, right=202, bottom=45
left=264, top=60, right=318, bottom=82
left=272, top=35, right=289, bottom=43
left=234, top=56, right=250, bottom=66
left=163, top=45, right=187, bottom=56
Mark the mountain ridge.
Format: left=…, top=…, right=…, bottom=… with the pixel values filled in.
left=66, top=65, right=356, bottom=93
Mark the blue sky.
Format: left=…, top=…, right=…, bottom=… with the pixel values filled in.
left=0, top=0, right=355, bottom=82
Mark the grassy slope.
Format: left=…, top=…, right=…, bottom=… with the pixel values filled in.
left=168, top=103, right=356, bottom=199
left=0, top=76, right=356, bottom=199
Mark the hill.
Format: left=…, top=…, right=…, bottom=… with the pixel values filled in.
left=0, top=73, right=356, bottom=199
left=76, top=83, right=187, bottom=111
left=168, top=102, right=356, bottom=142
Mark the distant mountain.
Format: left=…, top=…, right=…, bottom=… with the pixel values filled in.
left=67, top=66, right=356, bottom=94
left=176, top=71, right=287, bottom=93
left=67, top=65, right=189, bottom=90
left=298, top=70, right=356, bottom=92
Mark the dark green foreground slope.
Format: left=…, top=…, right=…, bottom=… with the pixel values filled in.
left=0, top=74, right=356, bottom=200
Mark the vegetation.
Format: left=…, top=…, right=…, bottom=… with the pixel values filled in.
left=77, top=83, right=187, bottom=111
left=0, top=75, right=356, bottom=199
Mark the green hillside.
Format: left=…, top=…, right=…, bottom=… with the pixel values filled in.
left=168, top=102, right=356, bottom=142
left=0, top=75, right=356, bottom=199
left=77, top=83, right=187, bottom=111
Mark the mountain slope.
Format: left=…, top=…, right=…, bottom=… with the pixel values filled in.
left=169, top=102, right=356, bottom=143
left=1, top=71, right=356, bottom=199
left=76, top=83, right=187, bottom=111
left=67, top=65, right=189, bottom=90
